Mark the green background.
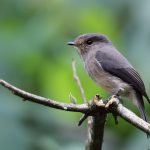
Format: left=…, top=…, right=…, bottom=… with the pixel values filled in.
left=0, top=0, right=150, bottom=150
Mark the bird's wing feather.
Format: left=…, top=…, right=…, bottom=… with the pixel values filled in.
left=95, top=51, right=147, bottom=97
left=135, top=91, right=148, bottom=122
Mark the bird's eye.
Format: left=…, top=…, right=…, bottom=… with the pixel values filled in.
left=86, top=40, right=93, bottom=45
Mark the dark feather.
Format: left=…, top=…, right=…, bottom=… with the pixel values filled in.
left=95, top=50, right=150, bottom=103
left=135, top=91, right=148, bottom=122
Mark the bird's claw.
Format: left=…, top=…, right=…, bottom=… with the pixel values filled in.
left=105, top=95, right=119, bottom=109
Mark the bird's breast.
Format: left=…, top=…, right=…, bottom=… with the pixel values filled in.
left=84, top=55, right=131, bottom=94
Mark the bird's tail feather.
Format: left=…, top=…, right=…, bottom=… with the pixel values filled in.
left=144, top=93, right=150, bottom=104
left=135, top=92, right=149, bottom=138
left=135, top=92, right=148, bottom=123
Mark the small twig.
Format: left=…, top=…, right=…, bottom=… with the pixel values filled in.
left=72, top=60, right=87, bottom=103
left=69, top=92, right=77, bottom=104
left=78, top=113, right=89, bottom=126
left=112, top=112, right=119, bottom=125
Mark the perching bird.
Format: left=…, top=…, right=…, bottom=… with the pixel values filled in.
left=68, top=33, right=150, bottom=122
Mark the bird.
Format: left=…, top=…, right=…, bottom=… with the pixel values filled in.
left=68, top=33, right=150, bottom=123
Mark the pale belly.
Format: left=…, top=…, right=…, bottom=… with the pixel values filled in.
left=85, top=58, right=132, bottom=95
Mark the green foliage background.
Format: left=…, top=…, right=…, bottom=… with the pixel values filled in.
left=0, top=0, right=150, bottom=150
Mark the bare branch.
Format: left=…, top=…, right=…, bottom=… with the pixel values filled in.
left=0, top=80, right=88, bottom=113
left=0, top=79, right=150, bottom=140
left=116, top=103, right=150, bottom=134
left=72, top=60, right=87, bottom=103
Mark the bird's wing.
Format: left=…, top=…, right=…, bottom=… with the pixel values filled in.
left=95, top=50, right=148, bottom=99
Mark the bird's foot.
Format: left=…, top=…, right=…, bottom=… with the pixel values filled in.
left=105, top=88, right=123, bottom=109
left=105, top=95, right=120, bottom=125
left=105, top=92, right=121, bottom=124
left=105, top=95, right=119, bottom=109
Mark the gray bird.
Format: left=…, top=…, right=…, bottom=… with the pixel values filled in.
left=68, top=33, right=150, bottom=122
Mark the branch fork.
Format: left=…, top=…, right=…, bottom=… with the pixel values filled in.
left=0, top=61, right=150, bottom=150
left=78, top=94, right=120, bottom=126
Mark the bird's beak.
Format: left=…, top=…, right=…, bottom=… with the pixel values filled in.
left=67, top=41, right=75, bottom=46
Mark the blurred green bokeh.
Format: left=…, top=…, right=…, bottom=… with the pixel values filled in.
left=0, top=0, right=150, bottom=150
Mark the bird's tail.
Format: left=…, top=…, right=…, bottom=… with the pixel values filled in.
left=135, top=92, right=150, bottom=138
left=135, top=92, right=148, bottom=123
left=144, top=93, right=150, bottom=104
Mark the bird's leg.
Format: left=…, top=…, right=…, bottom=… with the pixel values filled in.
left=105, top=90, right=120, bottom=109
left=105, top=89, right=123, bottom=124
left=105, top=94, right=120, bottom=109
left=107, top=88, right=123, bottom=103
left=105, top=95, right=120, bottom=124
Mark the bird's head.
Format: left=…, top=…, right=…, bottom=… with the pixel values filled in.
left=68, top=33, right=111, bottom=56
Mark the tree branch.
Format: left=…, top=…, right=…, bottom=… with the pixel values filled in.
left=86, top=114, right=107, bottom=150
left=0, top=80, right=88, bottom=113
left=0, top=79, right=150, bottom=150
left=72, top=60, right=87, bottom=103
left=116, top=103, right=150, bottom=134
